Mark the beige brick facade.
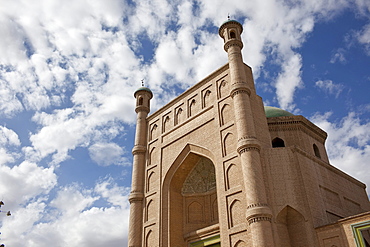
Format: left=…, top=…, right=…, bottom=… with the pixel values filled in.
left=128, top=20, right=370, bottom=247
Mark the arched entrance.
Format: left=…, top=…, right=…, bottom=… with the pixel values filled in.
left=162, top=146, right=220, bottom=246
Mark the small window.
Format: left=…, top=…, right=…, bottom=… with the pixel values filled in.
left=272, top=137, right=285, bottom=148
left=138, top=96, right=144, bottom=106
left=313, top=144, right=321, bottom=158
left=230, top=31, right=236, bottom=39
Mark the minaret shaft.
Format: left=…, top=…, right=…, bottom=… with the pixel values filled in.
left=128, top=89, right=152, bottom=247
left=219, top=20, right=275, bottom=247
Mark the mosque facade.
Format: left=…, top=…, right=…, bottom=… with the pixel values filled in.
left=128, top=19, right=370, bottom=247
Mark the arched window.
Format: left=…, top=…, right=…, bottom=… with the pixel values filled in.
left=230, top=31, right=236, bottom=39
left=272, top=137, right=285, bottom=148
left=313, top=144, right=321, bottom=158
left=138, top=96, right=143, bottom=106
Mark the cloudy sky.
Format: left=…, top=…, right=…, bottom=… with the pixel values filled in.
left=0, top=0, right=369, bottom=246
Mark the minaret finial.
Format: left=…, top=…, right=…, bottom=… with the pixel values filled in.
left=227, top=14, right=230, bottom=20
left=141, top=79, right=144, bottom=87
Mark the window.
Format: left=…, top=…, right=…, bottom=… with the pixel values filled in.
left=138, top=96, right=144, bottom=105
left=230, top=31, right=236, bottom=39
left=313, top=144, right=321, bottom=158
left=272, top=137, right=285, bottom=148
left=352, top=221, right=370, bottom=247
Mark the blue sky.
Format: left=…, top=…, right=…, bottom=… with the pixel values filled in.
left=0, top=0, right=369, bottom=246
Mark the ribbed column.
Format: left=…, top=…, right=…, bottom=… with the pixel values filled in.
left=128, top=89, right=152, bottom=247
left=220, top=20, right=275, bottom=247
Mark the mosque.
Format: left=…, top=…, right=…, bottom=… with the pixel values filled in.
left=128, top=19, right=370, bottom=247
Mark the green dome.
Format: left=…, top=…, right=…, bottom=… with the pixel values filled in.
left=134, top=86, right=153, bottom=98
left=221, top=19, right=240, bottom=25
left=264, top=106, right=294, bottom=118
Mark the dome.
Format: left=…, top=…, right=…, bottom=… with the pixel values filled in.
left=221, top=19, right=240, bottom=25
left=219, top=19, right=243, bottom=36
left=134, top=86, right=153, bottom=98
left=264, top=106, right=294, bottom=118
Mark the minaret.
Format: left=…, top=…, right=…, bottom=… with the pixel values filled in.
left=219, top=20, right=275, bottom=246
left=128, top=85, right=153, bottom=247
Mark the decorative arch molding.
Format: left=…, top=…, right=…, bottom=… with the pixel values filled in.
left=145, top=230, right=154, bottom=247
left=223, top=132, right=236, bottom=157
left=149, top=124, right=158, bottom=141
left=163, top=144, right=215, bottom=186
left=219, top=79, right=229, bottom=99
left=234, top=240, right=247, bottom=247
left=146, top=199, right=154, bottom=221
left=221, top=103, right=232, bottom=126
left=226, top=163, right=240, bottom=190
left=203, top=90, right=212, bottom=108
left=230, top=199, right=243, bottom=227
left=276, top=205, right=308, bottom=247
left=147, top=171, right=155, bottom=192
left=161, top=144, right=217, bottom=246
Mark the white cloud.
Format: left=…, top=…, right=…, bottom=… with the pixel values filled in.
left=315, top=79, right=345, bottom=98
left=330, top=48, right=347, bottom=64
left=356, top=23, right=370, bottom=55
left=275, top=54, right=303, bottom=111
left=89, top=142, right=128, bottom=166
left=0, top=161, right=57, bottom=205
left=1, top=179, right=130, bottom=247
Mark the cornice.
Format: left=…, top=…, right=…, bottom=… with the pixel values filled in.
left=267, top=115, right=327, bottom=141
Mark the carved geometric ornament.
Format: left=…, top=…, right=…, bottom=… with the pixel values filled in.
left=182, top=158, right=216, bottom=194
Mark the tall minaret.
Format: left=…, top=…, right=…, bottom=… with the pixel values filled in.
left=128, top=85, right=153, bottom=247
left=219, top=20, right=275, bottom=246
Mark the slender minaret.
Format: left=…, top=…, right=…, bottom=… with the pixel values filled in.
left=128, top=85, right=153, bottom=247
left=219, top=20, right=275, bottom=246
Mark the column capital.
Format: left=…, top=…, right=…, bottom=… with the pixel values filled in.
left=237, top=138, right=261, bottom=154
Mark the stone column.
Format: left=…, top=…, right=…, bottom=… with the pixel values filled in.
left=219, top=20, right=275, bottom=247
left=128, top=87, right=152, bottom=247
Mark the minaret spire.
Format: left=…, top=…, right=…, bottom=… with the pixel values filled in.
left=128, top=84, right=153, bottom=247
left=219, top=20, right=275, bottom=247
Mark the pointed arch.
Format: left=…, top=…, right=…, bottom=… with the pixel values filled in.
left=147, top=171, right=155, bottom=192
left=224, top=132, right=236, bottom=156
left=230, top=31, right=236, bottom=39
left=189, top=99, right=196, bottom=117
left=226, top=163, right=240, bottom=189
left=203, top=90, right=212, bottom=108
left=272, top=137, right=285, bottom=148
left=276, top=205, right=308, bottom=247
left=234, top=240, right=247, bottom=247
left=175, top=108, right=183, bottom=125
left=146, top=199, right=155, bottom=221
left=230, top=199, right=243, bottom=227
left=138, top=96, right=144, bottom=106
left=145, top=230, right=154, bottom=247
left=161, top=144, right=217, bottom=246
left=188, top=201, right=204, bottom=223
left=163, top=115, right=170, bottom=132
left=148, top=147, right=157, bottom=166
left=219, top=80, right=228, bottom=98
left=150, top=124, right=158, bottom=141
left=221, top=103, right=233, bottom=126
